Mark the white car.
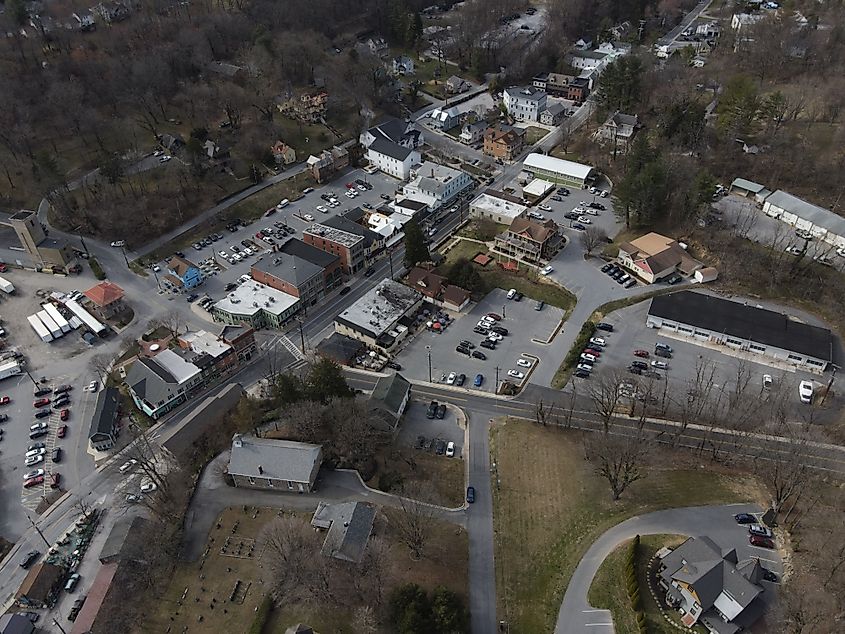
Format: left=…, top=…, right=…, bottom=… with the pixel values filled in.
left=540, top=265, right=553, bottom=275
left=573, top=206, right=586, bottom=214
left=151, top=264, right=161, bottom=272
left=86, top=380, right=99, bottom=392
left=25, top=448, right=46, bottom=458
left=576, top=363, right=593, bottom=372
left=506, top=288, right=517, bottom=300
left=581, top=353, right=597, bottom=363
left=445, top=441, right=455, bottom=457
left=23, top=469, right=45, bottom=480
left=538, top=204, right=552, bottom=212
left=110, top=240, right=125, bottom=248
left=218, top=251, right=230, bottom=260
left=785, top=245, right=802, bottom=256
left=487, top=332, right=503, bottom=342
left=600, top=190, right=608, bottom=198
left=238, top=274, right=251, bottom=283
left=762, top=374, right=773, bottom=389
left=119, top=459, right=138, bottom=474
left=651, top=360, right=668, bottom=370
left=29, top=422, right=48, bottom=431
left=329, top=199, right=340, bottom=207
left=480, top=315, right=495, bottom=323
left=475, top=321, right=491, bottom=330
left=583, top=207, right=599, bottom=216
left=836, top=247, right=845, bottom=258
left=589, top=186, right=597, bottom=194
left=357, top=184, right=367, bottom=191
left=516, top=358, right=532, bottom=368
left=507, top=369, right=525, bottom=380
left=799, top=380, right=814, bottom=404
left=446, top=372, right=457, bottom=385
left=577, top=216, right=592, bottom=224
left=589, top=337, right=606, bottom=347
left=25, top=454, right=44, bottom=467
left=303, top=214, right=315, bottom=221
left=159, top=155, right=172, bottom=163
left=230, top=252, right=242, bottom=262
left=316, top=205, right=328, bottom=213
left=140, top=481, right=157, bottom=493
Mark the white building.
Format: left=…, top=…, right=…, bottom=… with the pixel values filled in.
left=566, top=50, right=608, bottom=71
left=211, top=280, right=301, bottom=329
left=762, top=190, right=845, bottom=248
left=521, top=153, right=595, bottom=189
left=469, top=190, right=529, bottom=226
left=731, top=13, right=764, bottom=31
left=503, top=86, right=548, bottom=123
left=401, top=161, right=473, bottom=213
left=366, top=137, right=421, bottom=180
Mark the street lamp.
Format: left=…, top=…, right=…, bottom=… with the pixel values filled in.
left=425, top=345, right=432, bottom=383
left=502, top=304, right=506, bottom=319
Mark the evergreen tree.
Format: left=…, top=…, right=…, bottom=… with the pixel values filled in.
left=446, top=258, right=483, bottom=293
left=431, top=586, right=469, bottom=633
left=403, top=221, right=430, bottom=268
left=273, top=373, right=304, bottom=406
left=305, top=357, right=353, bottom=403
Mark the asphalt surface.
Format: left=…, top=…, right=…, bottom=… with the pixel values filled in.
left=554, top=503, right=781, bottom=634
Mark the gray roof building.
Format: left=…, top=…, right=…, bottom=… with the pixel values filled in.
left=311, top=501, right=376, bottom=563
left=278, top=237, right=340, bottom=269
left=335, top=278, right=423, bottom=344
left=252, top=253, right=323, bottom=287
left=124, top=350, right=203, bottom=419
left=324, top=212, right=383, bottom=250
left=228, top=435, right=322, bottom=491
left=504, top=85, right=547, bottom=102
left=88, top=386, right=120, bottom=449
left=369, top=373, right=411, bottom=429
left=0, top=613, right=34, bottom=634
left=763, top=189, right=845, bottom=237
left=99, top=516, right=149, bottom=564
left=368, top=136, right=414, bottom=161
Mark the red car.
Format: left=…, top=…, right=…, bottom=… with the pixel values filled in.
left=23, top=476, right=44, bottom=488
left=749, top=535, right=775, bottom=549
left=633, top=350, right=650, bottom=358
left=584, top=348, right=602, bottom=356
left=486, top=313, right=502, bottom=321
left=33, top=398, right=50, bottom=408
left=255, top=232, right=264, bottom=239
left=60, top=409, right=69, bottom=422
left=57, top=425, right=68, bottom=438
left=346, top=183, right=355, bottom=189
left=0, top=396, right=10, bottom=405
left=50, top=473, right=61, bottom=489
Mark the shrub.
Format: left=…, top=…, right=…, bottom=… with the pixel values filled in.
left=89, top=257, right=106, bottom=280
left=247, top=595, right=273, bottom=634
left=563, top=321, right=597, bottom=370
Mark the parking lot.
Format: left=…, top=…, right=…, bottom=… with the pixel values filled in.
left=572, top=300, right=829, bottom=411
left=394, top=288, right=565, bottom=392
left=148, top=168, right=402, bottom=304
left=397, top=400, right=465, bottom=458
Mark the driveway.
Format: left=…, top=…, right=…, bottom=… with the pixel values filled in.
left=554, top=503, right=781, bottom=634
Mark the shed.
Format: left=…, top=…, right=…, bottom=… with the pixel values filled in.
left=694, top=267, right=719, bottom=284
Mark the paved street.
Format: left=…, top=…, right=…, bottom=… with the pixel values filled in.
left=554, top=503, right=780, bottom=634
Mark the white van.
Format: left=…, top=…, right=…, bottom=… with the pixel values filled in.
left=276, top=199, right=290, bottom=209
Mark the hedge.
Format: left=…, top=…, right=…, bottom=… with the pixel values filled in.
left=89, top=257, right=106, bottom=280
left=562, top=321, right=597, bottom=370
left=247, top=595, right=273, bottom=634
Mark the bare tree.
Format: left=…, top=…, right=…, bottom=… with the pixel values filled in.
left=259, top=514, right=325, bottom=604
left=534, top=398, right=557, bottom=427
left=90, top=353, right=112, bottom=385
left=563, top=382, right=578, bottom=429
left=588, top=371, right=626, bottom=433
left=392, top=483, right=438, bottom=560
left=580, top=226, right=608, bottom=256
left=585, top=430, right=651, bottom=501
left=753, top=422, right=812, bottom=515
left=159, top=309, right=186, bottom=338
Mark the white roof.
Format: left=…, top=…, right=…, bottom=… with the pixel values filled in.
left=180, top=330, right=231, bottom=358
left=470, top=192, right=528, bottom=220
left=523, top=153, right=594, bottom=180
left=730, top=178, right=766, bottom=193
left=214, top=280, right=300, bottom=317
left=523, top=178, right=555, bottom=197
left=154, top=349, right=202, bottom=383
left=765, top=190, right=845, bottom=236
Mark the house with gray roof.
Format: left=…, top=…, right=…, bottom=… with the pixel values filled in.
left=124, top=350, right=204, bottom=420
left=503, top=86, right=548, bottom=123
left=228, top=434, right=322, bottom=493
left=88, top=386, right=121, bottom=452
left=368, top=373, right=411, bottom=430
left=311, top=501, right=376, bottom=563
left=366, top=136, right=421, bottom=180
left=597, top=111, right=640, bottom=151
left=657, top=536, right=765, bottom=634
left=251, top=253, right=325, bottom=307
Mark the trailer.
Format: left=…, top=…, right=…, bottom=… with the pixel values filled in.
left=65, top=299, right=106, bottom=336
left=0, top=276, right=14, bottom=294
left=42, top=303, right=71, bottom=334
left=27, top=314, right=54, bottom=343
left=0, top=360, right=21, bottom=380
left=37, top=310, right=63, bottom=340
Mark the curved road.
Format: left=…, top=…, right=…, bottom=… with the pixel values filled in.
left=554, top=503, right=779, bottom=633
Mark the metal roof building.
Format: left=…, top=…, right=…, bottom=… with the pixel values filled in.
left=522, top=153, right=595, bottom=188
left=762, top=190, right=845, bottom=248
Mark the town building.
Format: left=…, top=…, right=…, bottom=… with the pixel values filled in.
left=596, top=112, right=640, bottom=151
left=271, top=140, right=296, bottom=166
left=366, top=137, right=421, bottom=180
left=325, top=210, right=387, bottom=261
left=566, top=49, right=608, bottom=71
left=533, top=72, right=590, bottom=101
left=211, top=280, right=301, bottom=329
left=306, top=145, right=349, bottom=184
left=303, top=223, right=366, bottom=274
left=315, top=332, right=366, bottom=366
left=729, top=178, right=771, bottom=202
left=368, top=372, right=412, bottom=431
left=360, top=119, right=423, bottom=151
left=503, top=86, right=548, bottom=122
left=406, top=267, right=471, bottom=311
left=219, top=325, right=258, bottom=363
left=251, top=253, right=325, bottom=307
left=539, top=102, right=567, bottom=126
left=494, top=216, right=563, bottom=264
left=124, top=349, right=204, bottom=419
left=311, top=502, right=376, bottom=563
left=657, top=536, right=765, bottom=633
left=521, top=153, right=595, bottom=188
left=446, top=75, right=470, bottom=94
left=88, top=386, right=121, bottom=453
left=428, top=106, right=461, bottom=130
left=762, top=190, right=845, bottom=248
left=82, top=281, right=127, bottom=320
left=401, top=162, right=473, bottom=218
left=278, top=237, right=343, bottom=290
left=459, top=120, right=488, bottom=145
left=228, top=434, right=323, bottom=493
left=617, top=233, right=702, bottom=283
left=176, top=330, right=240, bottom=381
left=15, top=563, right=65, bottom=608
left=334, top=278, right=423, bottom=350
left=167, top=256, right=204, bottom=290
left=647, top=291, right=833, bottom=372
left=483, top=125, right=526, bottom=163
left=6, top=209, right=75, bottom=270
left=470, top=190, right=529, bottom=225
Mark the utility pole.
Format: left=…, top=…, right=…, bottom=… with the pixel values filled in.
left=821, top=365, right=837, bottom=406
left=120, top=246, right=130, bottom=268
left=52, top=619, right=68, bottom=634
left=297, top=318, right=306, bottom=354
left=426, top=345, right=432, bottom=383
left=388, top=248, right=394, bottom=279
left=26, top=514, right=50, bottom=549
left=495, top=366, right=500, bottom=394
left=24, top=370, right=39, bottom=388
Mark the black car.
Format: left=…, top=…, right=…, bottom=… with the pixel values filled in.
left=625, top=279, right=637, bottom=288
left=466, top=486, right=475, bottom=503
left=175, top=251, right=185, bottom=258
left=20, top=550, right=39, bottom=569
left=380, top=193, right=391, bottom=201
left=426, top=401, right=438, bottom=419
left=455, top=373, right=466, bottom=387
left=513, top=292, right=523, bottom=301
left=473, top=326, right=488, bottom=335
left=434, top=439, right=446, bottom=455
left=459, top=340, right=476, bottom=349
left=415, top=435, right=425, bottom=450
left=54, top=385, right=72, bottom=394
left=321, top=193, right=331, bottom=201
left=364, top=268, right=376, bottom=277
left=596, top=322, right=614, bottom=332
left=480, top=340, right=496, bottom=350
left=186, top=294, right=199, bottom=302
left=574, top=369, right=590, bottom=378
left=654, top=348, right=672, bottom=359
left=29, top=429, right=49, bottom=439
left=762, top=569, right=779, bottom=583
left=572, top=223, right=586, bottom=231
left=471, top=350, right=487, bottom=360
left=34, top=387, right=52, bottom=397
left=385, top=361, right=401, bottom=370
left=436, top=403, right=446, bottom=419
left=600, top=263, right=614, bottom=273
left=628, top=366, right=643, bottom=375
left=34, top=409, right=51, bottom=419
left=456, top=345, right=471, bottom=356
left=589, top=202, right=605, bottom=210
left=339, top=286, right=352, bottom=295
left=564, top=212, right=580, bottom=220
left=491, top=326, right=508, bottom=336
left=0, top=414, right=7, bottom=422
left=667, top=273, right=683, bottom=285
left=557, top=187, right=570, bottom=195
left=734, top=513, right=756, bottom=524
left=631, top=360, right=648, bottom=370
left=51, top=447, right=62, bottom=462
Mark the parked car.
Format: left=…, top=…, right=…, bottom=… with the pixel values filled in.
left=516, top=359, right=532, bottom=368
left=491, top=326, right=508, bottom=336
left=540, top=265, right=553, bottom=275
left=436, top=403, right=446, bottom=419
left=445, top=441, right=455, bottom=457
left=385, top=361, right=401, bottom=370
left=140, top=481, right=157, bottom=493
left=507, top=369, right=524, bottom=379
left=576, top=363, right=593, bottom=373
left=455, top=373, right=466, bottom=387
left=57, top=425, right=68, bottom=438
left=471, top=350, right=487, bottom=360
left=596, top=322, right=614, bottom=332
left=589, top=337, right=606, bottom=347
left=34, top=409, right=51, bottom=419
left=655, top=348, right=672, bottom=359
left=748, top=524, right=773, bottom=538
left=118, top=459, right=138, bottom=474
left=631, top=360, right=648, bottom=370
left=480, top=340, right=496, bottom=350
left=749, top=535, right=775, bottom=549
left=51, top=447, right=62, bottom=462
left=799, top=380, right=814, bottom=404
left=456, top=345, right=471, bottom=356
left=762, top=374, right=773, bottom=389
left=580, top=353, right=597, bottom=363
left=33, top=398, right=50, bottom=408
left=474, top=374, right=484, bottom=387
left=426, top=401, right=438, bottom=419
left=20, top=551, right=40, bottom=569
left=446, top=372, right=457, bottom=385
left=762, top=569, right=779, bottom=583
left=33, top=387, right=52, bottom=397
left=651, top=360, right=668, bottom=370
left=574, top=369, right=591, bottom=378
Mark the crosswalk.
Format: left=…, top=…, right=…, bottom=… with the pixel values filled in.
left=262, top=332, right=305, bottom=362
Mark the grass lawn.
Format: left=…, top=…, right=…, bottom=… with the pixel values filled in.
left=588, top=539, right=640, bottom=634
left=369, top=447, right=466, bottom=508
left=523, top=126, right=550, bottom=145
left=457, top=219, right=508, bottom=242
left=136, top=505, right=468, bottom=634
left=490, top=420, right=767, bottom=633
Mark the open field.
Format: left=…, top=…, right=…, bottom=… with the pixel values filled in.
left=370, top=448, right=466, bottom=508
left=137, top=504, right=467, bottom=634
left=523, top=126, right=549, bottom=145
left=490, top=419, right=767, bottom=633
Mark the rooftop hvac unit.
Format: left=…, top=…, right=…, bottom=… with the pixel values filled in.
left=253, top=302, right=259, bottom=307
left=269, top=297, right=275, bottom=302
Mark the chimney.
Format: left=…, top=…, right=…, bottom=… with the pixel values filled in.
left=258, top=465, right=264, bottom=474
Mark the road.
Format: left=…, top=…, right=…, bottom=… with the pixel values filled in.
left=656, top=0, right=713, bottom=47
left=554, top=503, right=778, bottom=634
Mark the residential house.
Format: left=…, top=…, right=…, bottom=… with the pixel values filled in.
left=696, top=21, right=721, bottom=38
left=157, top=133, right=184, bottom=153
left=428, top=106, right=461, bottom=131
left=367, top=37, right=389, bottom=58
left=503, top=86, right=548, bottom=123
left=251, top=253, right=325, bottom=307
left=82, top=281, right=127, bottom=320
left=460, top=120, right=487, bottom=145
left=92, top=1, right=130, bottom=24
left=596, top=112, right=640, bottom=152
left=574, top=37, right=593, bottom=50
left=729, top=178, right=770, bottom=203
left=306, top=145, right=349, bottom=184
left=219, top=325, right=257, bottom=363
left=566, top=77, right=590, bottom=102
left=228, top=434, right=323, bottom=493
left=406, top=266, right=471, bottom=312
left=271, top=140, right=296, bottom=166
left=278, top=237, right=343, bottom=290
left=334, top=279, right=423, bottom=350
left=494, top=215, right=563, bottom=264
left=566, top=49, right=608, bottom=71
left=610, top=21, right=631, bottom=40
left=470, top=189, right=529, bottom=226
left=731, top=13, right=764, bottom=31
left=72, top=10, right=96, bottom=31
left=303, top=223, right=366, bottom=274
left=360, top=119, right=423, bottom=151
left=167, top=255, right=204, bottom=290
left=540, top=102, right=567, bottom=126
left=15, top=563, right=65, bottom=608
left=402, top=162, right=473, bottom=218
left=88, top=386, right=121, bottom=453
left=442, top=285, right=471, bottom=312
left=533, top=73, right=589, bottom=101
left=125, top=349, right=205, bottom=419
left=368, top=372, right=412, bottom=430
left=212, top=280, right=301, bottom=329
left=176, top=330, right=239, bottom=382
left=446, top=75, right=470, bottom=94
left=311, top=502, right=376, bottom=563
left=203, top=139, right=230, bottom=162
left=483, top=125, right=525, bottom=163
left=657, top=536, right=765, bottom=633
left=366, top=137, right=420, bottom=180
left=617, top=232, right=702, bottom=283
left=391, top=55, right=415, bottom=75
left=278, top=90, right=328, bottom=123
